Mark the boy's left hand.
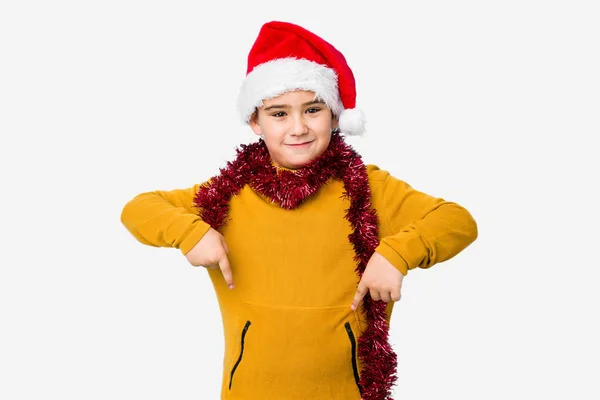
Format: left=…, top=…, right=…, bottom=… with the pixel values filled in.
left=351, top=252, right=404, bottom=310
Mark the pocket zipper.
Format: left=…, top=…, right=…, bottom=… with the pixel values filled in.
left=345, top=321, right=363, bottom=395
left=229, top=320, right=251, bottom=390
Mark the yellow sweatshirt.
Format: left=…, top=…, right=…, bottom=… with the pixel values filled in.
left=120, top=164, right=478, bottom=399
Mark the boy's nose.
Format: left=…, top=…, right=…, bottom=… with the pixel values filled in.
left=289, top=115, right=309, bottom=136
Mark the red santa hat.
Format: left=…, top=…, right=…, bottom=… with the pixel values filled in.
left=237, top=21, right=366, bottom=136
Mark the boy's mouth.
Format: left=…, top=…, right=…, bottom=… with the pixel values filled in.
left=285, top=140, right=314, bottom=147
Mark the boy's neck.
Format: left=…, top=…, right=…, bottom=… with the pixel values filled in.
left=270, top=159, right=300, bottom=173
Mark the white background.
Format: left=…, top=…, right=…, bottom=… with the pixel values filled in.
left=1, top=1, right=598, bottom=399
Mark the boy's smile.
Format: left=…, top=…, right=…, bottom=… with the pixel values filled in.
left=249, top=90, right=338, bottom=170
left=285, top=140, right=314, bottom=148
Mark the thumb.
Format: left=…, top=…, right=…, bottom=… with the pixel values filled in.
left=351, top=281, right=368, bottom=310
left=218, top=253, right=234, bottom=289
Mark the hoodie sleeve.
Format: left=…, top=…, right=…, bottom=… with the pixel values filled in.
left=120, top=182, right=212, bottom=256
left=368, top=165, right=478, bottom=276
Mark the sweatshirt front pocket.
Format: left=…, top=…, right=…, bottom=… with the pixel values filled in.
left=226, top=301, right=364, bottom=400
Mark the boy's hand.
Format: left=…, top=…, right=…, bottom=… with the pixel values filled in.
left=185, top=227, right=234, bottom=289
left=351, top=252, right=404, bottom=310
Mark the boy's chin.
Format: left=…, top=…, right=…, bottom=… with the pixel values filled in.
left=279, top=156, right=313, bottom=170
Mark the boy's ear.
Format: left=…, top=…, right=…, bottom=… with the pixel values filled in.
left=249, top=112, right=262, bottom=136
left=331, top=113, right=339, bottom=129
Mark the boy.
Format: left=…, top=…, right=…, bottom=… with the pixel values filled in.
left=121, top=21, right=478, bottom=400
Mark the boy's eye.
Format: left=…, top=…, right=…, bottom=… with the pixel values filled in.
left=270, top=108, right=321, bottom=117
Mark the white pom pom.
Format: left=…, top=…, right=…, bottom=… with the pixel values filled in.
left=338, top=108, right=366, bottom=136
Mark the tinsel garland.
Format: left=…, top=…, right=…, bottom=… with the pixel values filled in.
left=193, top=132, right=398, bottom=399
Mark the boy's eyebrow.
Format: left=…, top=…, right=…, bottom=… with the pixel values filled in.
left=264, top=100, right=325, bottom=111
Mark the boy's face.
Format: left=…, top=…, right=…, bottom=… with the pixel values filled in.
left=249, top=90, right=339, bottom=170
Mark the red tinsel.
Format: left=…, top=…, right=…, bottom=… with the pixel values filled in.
left=193, top=132, right=398, bottom=399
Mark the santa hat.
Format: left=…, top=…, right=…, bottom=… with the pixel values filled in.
left=237, top=21, right=366, bottom=136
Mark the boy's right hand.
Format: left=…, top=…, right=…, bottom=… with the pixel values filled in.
left=185, top=227, right=234, bottom=289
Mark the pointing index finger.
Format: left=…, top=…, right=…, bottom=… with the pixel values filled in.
left=219, top=254, right=234, bottom=289
left=351, top=281, right=368, bottom=310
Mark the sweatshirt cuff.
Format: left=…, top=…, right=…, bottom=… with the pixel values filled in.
left=375, top=231, right=428, bottom=276
left=375, top=242, right=409, bottom=276
left=179, top=219, right=212, bottom=255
